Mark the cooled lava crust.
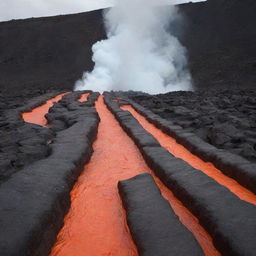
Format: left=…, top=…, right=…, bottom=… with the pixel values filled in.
left=0, top=0, right=256, bottom=254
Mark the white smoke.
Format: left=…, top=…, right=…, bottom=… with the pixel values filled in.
left=75, top=0, right=193, bottom=94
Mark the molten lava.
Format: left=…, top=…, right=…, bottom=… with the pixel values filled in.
left=22, top=93, right=67, bottom=126
left=50, top=96, right=219, bottom=256
left=78, top=93, right=89, bottom=102
left=122, top=105, right=256, bottom=206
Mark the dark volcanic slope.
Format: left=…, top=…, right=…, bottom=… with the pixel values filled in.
left=0, top=10, right=105, bottom=92
left=178, top=0, right=256, bottom=89
left=0, top=0, right=255, bottom=92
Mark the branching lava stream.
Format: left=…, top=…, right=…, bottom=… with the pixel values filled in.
left=22, top=93, right=67, bottom=126
left=50, top=96, right=219, bottom=256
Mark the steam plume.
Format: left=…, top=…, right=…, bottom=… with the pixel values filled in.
left=75, top=0, right=192, bottom=93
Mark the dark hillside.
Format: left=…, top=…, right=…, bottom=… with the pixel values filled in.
left=178, top=0, right=256, bottom=89
left=0, top=10, right=105, bottom=93
left=0, top=0, right=255, bottom=92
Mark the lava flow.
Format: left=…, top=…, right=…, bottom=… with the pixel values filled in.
left=22, top=93, right=67, bottom=126
left=50, top=96, right=219, bottom=256
left=78, top=93, right=89, bottom=102
left=122, top=105, right=256, bottom=206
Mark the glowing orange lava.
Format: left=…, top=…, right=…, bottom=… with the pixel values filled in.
left=22, top=93, right=68, bottom=126
left=122, top=105, right=256, bottom=206
left=78, top=93, right=89, bottom=102
left=50, top=96, right=219, bottom=256
left=153, top=176, right=220, bottom=256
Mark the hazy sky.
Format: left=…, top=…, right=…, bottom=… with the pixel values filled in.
left=0, top=0, right=205, bottom=22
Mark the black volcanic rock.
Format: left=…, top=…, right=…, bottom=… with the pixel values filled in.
left=118, top=173, right=203, bottom=256
left=0, top=90, right=60, bottom=183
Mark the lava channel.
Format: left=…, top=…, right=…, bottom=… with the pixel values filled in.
left=78, top=93, right=89, bottom=102
left=121, top=105, right=256, bottom=206
left=50, top=95, right=219, bottom=256
left=22, top=92, right=68, bottom=126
